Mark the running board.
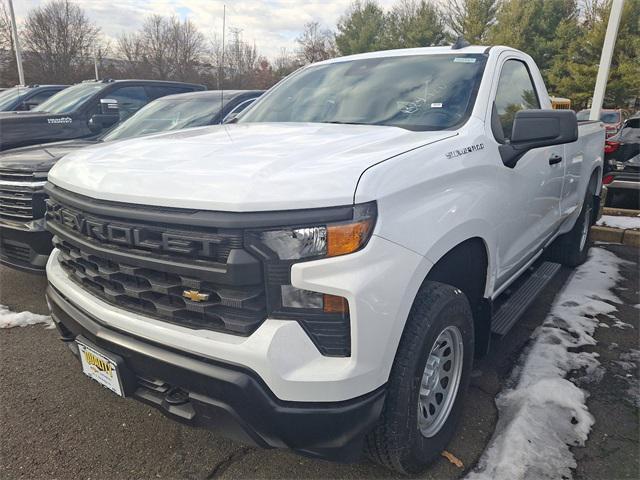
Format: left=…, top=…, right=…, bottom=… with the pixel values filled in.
left=491, top=261, right=561, bottom=336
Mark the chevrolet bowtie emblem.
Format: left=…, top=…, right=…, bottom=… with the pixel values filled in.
left=182, top=290, right=210, bottom=302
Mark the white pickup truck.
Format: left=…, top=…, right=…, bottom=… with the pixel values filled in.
left=44, top=45, right=604, bottom=474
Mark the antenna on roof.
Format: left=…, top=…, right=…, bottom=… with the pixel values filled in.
left=220, top=4, right=226, bottom=124
left=451, top=36, right=470, bottom=50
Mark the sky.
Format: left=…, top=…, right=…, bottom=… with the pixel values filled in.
left=12, top=0, right=405, bottom=59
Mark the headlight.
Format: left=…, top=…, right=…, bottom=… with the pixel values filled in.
left=255, top=202, right=376, bottom=260
left=245, top=202, right=376, bottom=357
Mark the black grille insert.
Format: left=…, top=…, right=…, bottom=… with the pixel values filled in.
left=54, top=237, right=266, bottom=334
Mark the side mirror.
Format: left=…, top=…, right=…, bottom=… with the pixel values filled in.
left=88, top=113, right=119, bottom=133
left=499, top=109, right=578, bottom=168
left=24, top=101, right=39, bottom=110
left=100, top=98, right=118, bottom=115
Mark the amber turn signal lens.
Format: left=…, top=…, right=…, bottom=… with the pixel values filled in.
left=323, top=294, right=349, bottom=313
left=327, top=219, right=374, bottom=257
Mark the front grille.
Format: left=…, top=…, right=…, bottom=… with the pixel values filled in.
left=54, top=237, right=265, bottom=333
left=46, top=193, right=267, bottom=335
left=0, top=169, right=47, bottom=222
left=0, top=240, right=31, bottom=263
left=45, top=186, right=353, bottom=356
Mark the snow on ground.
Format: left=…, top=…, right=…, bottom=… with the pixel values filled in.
left=466, top=248, right=624, bottom=480
left=0, top=304, right=53, bottom=329
left=596, top=214, right=640, bottom=230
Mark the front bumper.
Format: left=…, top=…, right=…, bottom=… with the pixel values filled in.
left=608, top=170, right=640, bottom=191
left=46, top=284, right=385, bottom=462
left=0, top=221, right=52, bottom=273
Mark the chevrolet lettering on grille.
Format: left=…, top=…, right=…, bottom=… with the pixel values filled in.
left=46, top=200, right=226, bottom=258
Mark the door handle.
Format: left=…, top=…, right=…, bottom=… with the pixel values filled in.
left=549, top=154, right=563, bottom=165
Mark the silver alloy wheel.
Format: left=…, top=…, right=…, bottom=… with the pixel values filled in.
left=417, top=325, right=464, bottom=438
left=579, top=204, right=592, bottom=252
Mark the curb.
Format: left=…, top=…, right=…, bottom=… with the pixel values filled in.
left=591, top=208, right=640, bottom=247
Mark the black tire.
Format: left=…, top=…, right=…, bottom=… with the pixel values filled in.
left=546, top=190, right=594, bottom=267
left=365, top=281, right=474, bottom=474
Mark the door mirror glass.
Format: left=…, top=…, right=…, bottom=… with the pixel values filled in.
left=499, top=109, right=578, bottom=168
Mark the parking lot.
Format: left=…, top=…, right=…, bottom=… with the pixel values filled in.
left=1, top=243, right=638, bottom=480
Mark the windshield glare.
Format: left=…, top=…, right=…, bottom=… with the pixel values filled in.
left=33, top=83, right=106, bottom=114
left=0, top=87, right=24, bottom=110
left=240, top=54, right=487, bottom=131
left=103, top=97, right=221, bottom=142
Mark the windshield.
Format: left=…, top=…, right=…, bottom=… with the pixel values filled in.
left=103, top=97, right=221, bottom=142
left=240, top=54, right=487, bottom=131
left=0, top=87, right=25, bottom=110
left=33, top=83, right=106, bottom=114
left=576, top=109, right=621, bottom=124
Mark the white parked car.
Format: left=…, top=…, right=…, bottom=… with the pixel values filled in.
left=43, top=45, right=604, bottom=474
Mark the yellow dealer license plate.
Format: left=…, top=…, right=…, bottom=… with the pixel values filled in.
left=78, top=341, right=124, bottom=397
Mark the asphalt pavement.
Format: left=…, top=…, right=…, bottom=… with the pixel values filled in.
left=0, top=244, right=638, bottom=479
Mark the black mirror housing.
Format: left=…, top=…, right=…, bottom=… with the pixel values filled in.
left=88, top=113, right=119, bottom=133
left=500, top=109, right=578, bottom=168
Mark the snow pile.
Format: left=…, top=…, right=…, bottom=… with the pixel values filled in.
left=466, top=248, right=623, bottom=480
left=0, top=304, right=53, bottom=329
left=596, top=214, right=640, bottom=230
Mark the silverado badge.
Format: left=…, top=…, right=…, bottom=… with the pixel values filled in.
left=182, top=290, right=210, bottom=302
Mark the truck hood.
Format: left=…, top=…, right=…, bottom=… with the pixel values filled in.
left=49, top=122, right=456, bottom=211
left=0, top=139, right=98, bottom=172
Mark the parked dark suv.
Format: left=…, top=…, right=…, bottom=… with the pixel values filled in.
left=603, top=114, right=640, bottom=206
left=0, top=79, right=205, bottom=151
left=0, top=90, right=262, bottom=273
left=0, top=84, right=68, bottom=112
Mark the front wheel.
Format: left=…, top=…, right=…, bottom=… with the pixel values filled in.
left=365, top=281, right=474, bottom=474
left=547, top=190, right=594, bottom=267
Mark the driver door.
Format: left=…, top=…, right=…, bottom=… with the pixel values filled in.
left=491, top=58, right=564, bottom=286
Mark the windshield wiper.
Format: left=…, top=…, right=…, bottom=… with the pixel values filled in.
left=319, top=120, right=373, bottom=126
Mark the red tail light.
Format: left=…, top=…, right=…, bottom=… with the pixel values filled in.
left=602, top=174, right=615, bottom=185
left=604, top=140, right=620, bottom=154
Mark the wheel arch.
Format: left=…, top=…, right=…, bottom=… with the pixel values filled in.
left=391, top=234, right=494, bottom=367
left=424, top=237, right=492, bottom=357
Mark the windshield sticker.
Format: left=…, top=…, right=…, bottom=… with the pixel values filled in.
left=47, top=117, right=72, bottom=124
left=453, top=57, right=476, bottom=63
left=430, top=103, right=443, bottom=108
left=446, top=143, right=485, bottom=159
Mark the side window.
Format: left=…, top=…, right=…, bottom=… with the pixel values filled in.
left=494, top=60, right=540, bottom=140
left=107, top=86, right=149, bottom=121
left=146, top=86, right=191, bottom=100
left=226, top=98, right=257, bottom=118
left=26, top=89, right=58, bottom=106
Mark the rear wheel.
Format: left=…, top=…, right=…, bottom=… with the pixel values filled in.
left=547, top=190, right=594, bottom=267
left=365, top=281, right=474, bottom=474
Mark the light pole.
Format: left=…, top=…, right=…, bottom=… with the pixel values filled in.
left=7, top=0, right=25, bottom=85
left=589, top=0, right=625, bottom=120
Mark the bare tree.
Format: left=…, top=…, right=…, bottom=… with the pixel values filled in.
left=21, top=0, right=100, bottom=83
left=223, top=28, right=258, bottom=88
left=296, top=21, right=336, bottom=64
left=273, top=47, right=300, bottom=78
left=116, top=15, right=205, bottom=82
left=171, top=17, right=206, bottom=82
left=116, top=32, right=151, bottom=77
